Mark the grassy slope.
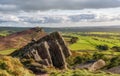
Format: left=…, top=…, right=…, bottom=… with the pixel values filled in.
left=0, top=27, right=46, bottom=52
left=0, top=49, right=16, bottom=55
left=50, top=69, right=119, bottom=76
left=0, top=31, right=16, bottom=55
left=0, top=55, right=34, bottom=76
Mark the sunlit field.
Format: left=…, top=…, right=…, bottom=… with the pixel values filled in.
left=63, top=32, right=120, bottom=56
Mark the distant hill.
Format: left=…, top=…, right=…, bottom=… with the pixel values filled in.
left=43, top=26, right=120, bottom=32
left=0, top=27, right=46, bottom=51
left=0, top=26, right=120, bottom=33
left=0, top=27, right=30, bottom=32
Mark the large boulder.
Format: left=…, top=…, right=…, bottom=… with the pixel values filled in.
left=88, top=59, right=106, bottom=71
left=11, top=31, right=71, bottom=69
left=74, top=59, right=106, bottom=71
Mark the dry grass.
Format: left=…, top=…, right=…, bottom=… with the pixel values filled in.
left=0, top=55, right=35, bottom=76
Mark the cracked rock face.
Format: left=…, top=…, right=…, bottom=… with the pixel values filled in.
left=11, top=31, right=71, bottom=69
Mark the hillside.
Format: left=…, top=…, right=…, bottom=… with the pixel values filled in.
left=0, top=55, right=34, bottom=76
left=0, top=27, right=46, bottom=51
left=1, top=27, right=120, bottom=75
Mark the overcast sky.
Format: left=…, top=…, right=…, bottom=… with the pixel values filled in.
left=0, top=0, right=120, bottom=27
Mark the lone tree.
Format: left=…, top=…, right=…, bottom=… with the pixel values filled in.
left=111, top=46, right=120, bottom=52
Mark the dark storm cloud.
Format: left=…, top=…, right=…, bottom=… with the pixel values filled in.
left=0, top=0, right=120, bottom=11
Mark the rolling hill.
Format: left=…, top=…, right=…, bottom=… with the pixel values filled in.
left=0, top=27, right=46, bottom=51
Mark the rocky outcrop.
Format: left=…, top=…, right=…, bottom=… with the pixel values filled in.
left=11, top=31, right=71, bottom=69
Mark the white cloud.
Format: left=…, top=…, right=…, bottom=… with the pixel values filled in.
left=0, top=13, right=19, bottom=23
left=0, top=8, right=120, bottom=27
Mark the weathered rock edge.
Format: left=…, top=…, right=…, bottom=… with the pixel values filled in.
left=11, top=31, right=71, bottom=69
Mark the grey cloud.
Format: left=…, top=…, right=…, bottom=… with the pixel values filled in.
left=0, top=0, right=120, bottom=11
left=0, top=4, right=17, bottom=11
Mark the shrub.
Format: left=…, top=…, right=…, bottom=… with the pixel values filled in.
left=111, top=46, right=120, bottom=52
left=92, top=52, right=107, bottom=60
left=70, top=37, right=79, bottom=44
left=73, top=56, right=91, bottom=64
left=96, top=45, right=109, bottom=50
left=107, top=56, right=120, bottom=69
left=67, top=52, right=92, bottom=66
left=74, top=56, right=83, bottom=64
left=66, top=56, right=75, bottom=66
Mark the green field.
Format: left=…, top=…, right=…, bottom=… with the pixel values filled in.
left=63, top=32, right=120, bottom=56
left=0, top=30, right=12, bottom=36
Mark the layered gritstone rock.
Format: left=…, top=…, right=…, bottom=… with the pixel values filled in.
left=11, top=31, right=71, bottom=69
